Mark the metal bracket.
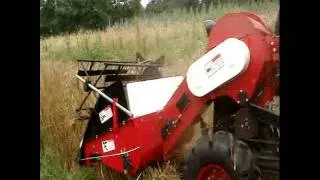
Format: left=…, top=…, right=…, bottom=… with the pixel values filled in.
left=161, top=120, right=176, bottom=139
left=83, top=79, right=91, bottom=92
left=121, top=152, right=133, bottom=174
left=237, top=90, right=249, bottom=105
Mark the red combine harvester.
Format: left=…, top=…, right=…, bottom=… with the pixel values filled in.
left=75, top=12, right=279, bottom=180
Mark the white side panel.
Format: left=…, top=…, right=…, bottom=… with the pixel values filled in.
left=126, top=76, right=184, bottom=117
left=186, top=38, right=250, bottom=97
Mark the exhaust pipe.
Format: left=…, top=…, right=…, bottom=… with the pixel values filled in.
left=203, top=20, right=216, bottom=36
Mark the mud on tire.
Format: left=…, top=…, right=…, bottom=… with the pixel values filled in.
left=182, top=131, right=260, bottom=180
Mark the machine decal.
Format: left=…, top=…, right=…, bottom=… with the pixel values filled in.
left=204, top=54, right=224, bottom=78
left=102, top=139, right=116, bottom=153
left=99, top=106, right=113, bottom=124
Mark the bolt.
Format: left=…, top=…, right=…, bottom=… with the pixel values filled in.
left=270, top=41, right=275, bottom=46
left=273, top=48, right=277, bottom=52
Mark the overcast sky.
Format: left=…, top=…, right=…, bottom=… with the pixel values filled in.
left=140, top=0, right=151, bottom=8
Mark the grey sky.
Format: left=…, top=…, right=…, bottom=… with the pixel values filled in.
left=140, top=0, right=150, bottom=8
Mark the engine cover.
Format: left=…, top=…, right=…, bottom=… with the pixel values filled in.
left=186, top=38, right=250, bottom=97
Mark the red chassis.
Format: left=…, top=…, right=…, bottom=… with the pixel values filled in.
left=78, top=12, right=279, bottom=176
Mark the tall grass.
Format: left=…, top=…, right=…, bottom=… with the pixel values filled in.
left=40, top=1, right=278, bottom=62
left=40, top=1, right=279, bottom=179
left=41, top=130, right=95, bottom=180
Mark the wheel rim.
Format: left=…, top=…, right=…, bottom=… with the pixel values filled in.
left=197, top=164, right=231, bottom=180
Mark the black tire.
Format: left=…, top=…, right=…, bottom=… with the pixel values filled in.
left=182, top=131, right=260, bottom=180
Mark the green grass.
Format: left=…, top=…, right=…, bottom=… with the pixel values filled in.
left=41, top=130, right=95, bottom=180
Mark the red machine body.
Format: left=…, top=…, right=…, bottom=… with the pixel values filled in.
left=79, top=12, right=279, bottom=176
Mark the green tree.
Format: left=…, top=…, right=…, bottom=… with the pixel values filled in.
left=40, top=0, right=142, bottom=37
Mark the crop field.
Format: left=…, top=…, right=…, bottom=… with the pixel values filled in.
left=40, top=1, right=279, bottom=179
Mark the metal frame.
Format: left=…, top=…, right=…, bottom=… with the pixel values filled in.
left=75, top=53, right=164, bottom=118
left=76, top=75, right=133, bottom=117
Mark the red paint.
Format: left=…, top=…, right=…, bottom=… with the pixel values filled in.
left=197, top=164, right=231, bottom=180
left=80, top=12, right=279, bottom=176
left=207, top=12, right=273, bottom=51
left=112, top=98, right=118, bottom=130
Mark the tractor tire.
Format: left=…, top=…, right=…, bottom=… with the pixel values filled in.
left=182, top=131, right=260, bottom=180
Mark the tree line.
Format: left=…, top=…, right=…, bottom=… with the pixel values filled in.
left=40, top=0, right=275, bottom=37
left=40, top=0, right=141, bottom=37
left=145, top=0, right=275, bottom=14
